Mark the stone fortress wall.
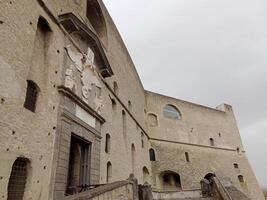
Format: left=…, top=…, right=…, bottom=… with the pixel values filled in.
left=0, top=0, right=264, bottom=200
left=145, top=91, right=263, bottom=200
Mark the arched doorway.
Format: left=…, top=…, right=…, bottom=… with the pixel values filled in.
left=160, top=171, right=181, bottom=190
left=204, top=173, right=215, bottom=181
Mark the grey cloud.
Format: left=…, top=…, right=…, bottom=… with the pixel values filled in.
left=103, top=0, right=267, bottom=188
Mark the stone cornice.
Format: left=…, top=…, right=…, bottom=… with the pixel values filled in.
left=150, top=137, right=239, bottom=152
left=58, top=13, right=113, bottom=78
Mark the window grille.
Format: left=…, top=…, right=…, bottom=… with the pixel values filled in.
left=7, top=158, right=28, bottom=200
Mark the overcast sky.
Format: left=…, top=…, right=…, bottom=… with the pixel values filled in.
left=103, top=0, right=267, bottom=188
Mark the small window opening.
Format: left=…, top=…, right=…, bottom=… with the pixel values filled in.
left=105, top=134, right=111, bottom=153
left=238, top=175, right=244, bottom=183
left=113, top=81, right=118, bottom=96
left=109, top=95, right=116, bottom=110
left=66, top=135, right=90, bottom=195
left=141, top=132, right=145, bottom=148
left=122, top=110, right=126, bottom=141
left=128, top=100, right=132, bottom=111
left=149, top=148, right=156, bottom=161
left=234, top=163, right=239, bottom=169
left=7, top=158, right=29, bottom=200
left=24, top=80, right=38, bottom=112
left=131, top=144, right=136, bottom=174
left=106, top=162, right=112, bottom=183
left=185, top=152, right=190, bottom=162
left=237, top=147, right=240, bottom=153
left=209, top=138, right=215, bottom=146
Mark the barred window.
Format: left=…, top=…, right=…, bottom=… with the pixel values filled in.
left=7, top=158, right=29, bottom=200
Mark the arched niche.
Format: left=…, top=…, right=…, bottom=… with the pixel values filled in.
left=159, top=171, right=182, bottom=190
left=86, top=0, right=108, bottom=46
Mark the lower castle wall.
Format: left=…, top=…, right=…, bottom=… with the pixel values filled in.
left=150, top=140, right=265, bottom=200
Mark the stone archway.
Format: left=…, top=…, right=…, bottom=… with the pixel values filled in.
left=204, top=173, right=215, bottom=181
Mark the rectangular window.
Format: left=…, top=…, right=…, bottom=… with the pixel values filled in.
left=24, top=80, right=38, bottom=112
left=185, top=152, right=190, bottom=162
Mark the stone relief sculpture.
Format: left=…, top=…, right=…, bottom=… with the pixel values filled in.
left=65, top=45, right=84, bottom=72
left=64, top=64, right=76, bottom=91
left=93, top=95, right=104, bottom=114
left=65, top=44, right=104, bottom=114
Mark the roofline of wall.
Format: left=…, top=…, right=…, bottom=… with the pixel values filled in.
left=149, top=137, right=245, bottom=152
left=145, top=90, right=227, bottom=114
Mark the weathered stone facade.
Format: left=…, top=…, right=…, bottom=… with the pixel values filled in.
left=0, top=0, right=264, bottom=200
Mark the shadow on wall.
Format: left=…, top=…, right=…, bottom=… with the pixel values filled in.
left=159, top=171, right=181, bottom=191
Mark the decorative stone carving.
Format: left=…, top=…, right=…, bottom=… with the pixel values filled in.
left=65, top=44, right=104, bottom=113
left=93, top=95, right=104, bottom=114
left=65, top=45, right=84, bottom=72
left=64, top=65, right=76, bottom=90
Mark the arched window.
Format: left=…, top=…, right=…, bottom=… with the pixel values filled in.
left=163, top=104, right=181, bottom=120
left=142, top=167, right=150, bottom=184
left=8, top=158, right=29, bottom=200
left=106, top=162, right=112, bottom=183
left=86, top=0, right=107, bottom=43
left=238, top=175, right=244, bottom=183
left=148, top=113, right=158, bottom=127
left=113, top=81, right=118, bottom=95
left=185, top=152, right=190, bottom=162
left=209, top=138, right=215, bottom=146
left=105, top=134, right=111, bottom=153
left=131, top=144, right=136, bottom=174
left=128, top=100, right=132, bottom=111
left=149, top=148, right=156, bottom=161
left=24, top=80, right=39, bottom=112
